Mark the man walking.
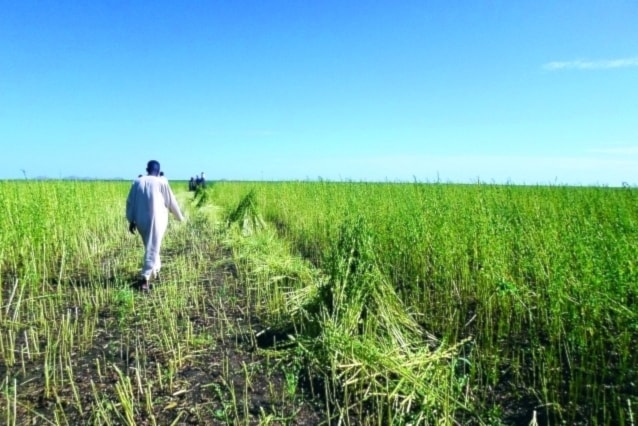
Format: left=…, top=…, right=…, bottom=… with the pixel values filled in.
left=126, top=160, right=185, bottom=291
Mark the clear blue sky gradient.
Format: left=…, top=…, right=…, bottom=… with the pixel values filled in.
left=1, top=1, right=637, bottom=185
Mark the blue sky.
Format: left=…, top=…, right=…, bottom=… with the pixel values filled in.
left=1, top=1, right=637, bottom=185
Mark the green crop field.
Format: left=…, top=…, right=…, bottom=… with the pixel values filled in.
left=1, top=179, right=636, bottom=425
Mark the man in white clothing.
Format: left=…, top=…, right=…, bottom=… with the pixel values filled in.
left=126, top=160, right=185, bottom=291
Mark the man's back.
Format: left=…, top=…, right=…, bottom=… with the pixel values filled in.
left=126, top=175, right=184, bottom=231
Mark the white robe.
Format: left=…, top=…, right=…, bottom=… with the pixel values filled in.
left=126, top=175, right=185, bottom=279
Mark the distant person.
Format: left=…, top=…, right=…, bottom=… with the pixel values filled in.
left=126, top=160, right=185, bottom=291
left=199, top=172, right=206, bottom=188
left=159, top=171, right=168, bottom=182
left=189, top=177, right=195, bottom=191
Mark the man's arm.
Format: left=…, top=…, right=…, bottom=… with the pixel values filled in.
left=163, top=184, right=185, bottom=222
left=126, top=182, right=138, bottom=229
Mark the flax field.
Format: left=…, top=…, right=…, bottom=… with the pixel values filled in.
left=0, top=179, right=636, bottom=425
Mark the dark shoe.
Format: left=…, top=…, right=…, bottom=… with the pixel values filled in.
left=139, top=278, right=150, bottom=292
